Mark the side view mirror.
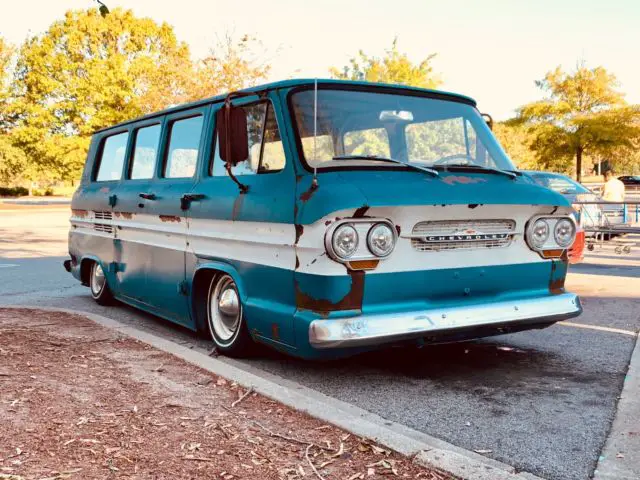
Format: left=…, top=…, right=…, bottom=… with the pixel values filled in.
left=481, top=113, right=494, bottom=130
left=217, top=104, right=248, bottom=166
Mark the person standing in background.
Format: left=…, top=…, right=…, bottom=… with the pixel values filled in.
left=602, top=169, right=626, bottom=202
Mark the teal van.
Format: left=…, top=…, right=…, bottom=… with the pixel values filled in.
left=64, top=79, right=582, bottom=359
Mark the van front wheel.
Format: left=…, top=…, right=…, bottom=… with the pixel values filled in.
left=207, top=274, right=254, bottom=357
left=90, top=261, right=115, bottom=305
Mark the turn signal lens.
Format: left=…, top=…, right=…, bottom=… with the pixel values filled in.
left=541, top=249, right=564, bottom=259
left=348, top=259, right=380, bottom=270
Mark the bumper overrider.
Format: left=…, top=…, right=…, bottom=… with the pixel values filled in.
left=309, top=293, right=581, bottom=349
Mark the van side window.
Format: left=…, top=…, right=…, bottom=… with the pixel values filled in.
left=164, top=115, right=203, bottom=178
left=129, top=124, right=161, bottom=179
left=95, top=132, right=129, bottom=182
left=212, top=102, right=285, bottom=176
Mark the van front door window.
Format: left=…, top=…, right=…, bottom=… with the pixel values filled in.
left=212, top=102, right=285, bottom=176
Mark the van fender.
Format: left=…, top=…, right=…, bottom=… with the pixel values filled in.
left=191, top=261, right=250, bottom=335
left=78, top=254, right=104, bottom=285
left=192, top=261, right=248, bottom=301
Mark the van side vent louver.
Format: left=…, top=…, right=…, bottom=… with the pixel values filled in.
left=93, top=224, right=114, bottom=234
left=94, top=211, right=113, bottom=221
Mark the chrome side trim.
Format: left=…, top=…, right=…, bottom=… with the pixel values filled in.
left=309, top=293, right=581, bottom=349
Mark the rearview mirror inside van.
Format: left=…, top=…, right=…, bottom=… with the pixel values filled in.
left=217, top=106, right=249, bottom=166
left=379, top=110, right=413, bottom=123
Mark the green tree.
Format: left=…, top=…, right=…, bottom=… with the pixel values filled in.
left=9, top=7, right=195, bottom=182
left=515, top=65, right=640, bottom=181
left=330, top=39, right=441, bottom=89
left=493, top=121, right=539, bottom=170
left=0, top=36, right=14, bottom=132
left=190, top=33, right=271, bottom=100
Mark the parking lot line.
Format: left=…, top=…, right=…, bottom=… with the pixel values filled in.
left=558, top=321, right=638, bottom=337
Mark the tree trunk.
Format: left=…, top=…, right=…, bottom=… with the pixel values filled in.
left=576, top=146, right=583, bottom=182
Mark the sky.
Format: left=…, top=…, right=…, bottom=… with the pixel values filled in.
left=2, top=0, right=639, bottom=119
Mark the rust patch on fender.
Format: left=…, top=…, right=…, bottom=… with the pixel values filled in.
left=159, top=215, right=180, bottom=223
left=114, top=211, right=133, bottom=219
left=549, top=257, right=569, bottom=294
left=295, top=224, right=304, bottom=245
left=395, top=224, right=402, bottom=236
left=295, top=270, right=365, bottom=315
left=295, top=255, right=300, bottom=270
left=71, top=209, right=88, bottom=218
left=468, top=204, right=480, bottom=209
left=352, top=205, right=370, bottom=218
left=442, top=176, right=488, bottom=186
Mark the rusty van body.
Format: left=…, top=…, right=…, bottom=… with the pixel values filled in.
left=65, top=79, right=581, bottom=358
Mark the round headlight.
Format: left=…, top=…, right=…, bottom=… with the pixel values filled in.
left=367, top=223, right=396, bottom=257
left=554, top=218, right=575, bottom=247
left=529, top=219, right=550, bottom=248
left=332, top=224, right=358, bottom=259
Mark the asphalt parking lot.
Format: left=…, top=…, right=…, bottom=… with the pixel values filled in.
left=1, top=207, right=639, bottom=480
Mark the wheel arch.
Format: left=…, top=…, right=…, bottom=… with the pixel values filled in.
left=79, top=254, right=103, bottom=286
left=191, top=262, right=248, bottom=335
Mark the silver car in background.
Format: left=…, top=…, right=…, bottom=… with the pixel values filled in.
left=523, top=171, right=604, bottom=233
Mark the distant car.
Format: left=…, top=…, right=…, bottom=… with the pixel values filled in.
left=522, top=171, right=603, bottom=264
left=522, top=171, right=603, bottom=231
left=618, top=175, right=640, bottom=186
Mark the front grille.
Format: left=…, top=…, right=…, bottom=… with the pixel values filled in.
left=94, top=211, right=113, bottom=221
left=410, top=219, right=516, bottom=252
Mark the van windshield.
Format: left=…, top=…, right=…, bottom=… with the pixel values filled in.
left=290, top=87, right=515, bottom=172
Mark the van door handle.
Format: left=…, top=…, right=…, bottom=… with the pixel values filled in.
left=139, top=193, right=156, bottom=200
left=180, top=193, right=206, bottom=210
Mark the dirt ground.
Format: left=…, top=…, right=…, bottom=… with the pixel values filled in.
left=0, top=308, right=448, bottom=480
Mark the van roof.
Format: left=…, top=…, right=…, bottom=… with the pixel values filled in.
left=95, top=78, right=477, bottom=134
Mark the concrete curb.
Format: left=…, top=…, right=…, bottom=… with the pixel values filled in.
left=3, top=305, right=544, bottom=480
left=593, top=330, right=640, bottom=480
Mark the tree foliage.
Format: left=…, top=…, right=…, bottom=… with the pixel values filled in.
left=514, top=65, right=640, bottom=180
left=190, top=33, right=270, bottom=100
left=0, top=36, right=14, bottom=132
left=493, top=121, right=539, bottom=170
left=2, top=8, right=270, bottom=187
left=330, top=39, right=441, bottom=89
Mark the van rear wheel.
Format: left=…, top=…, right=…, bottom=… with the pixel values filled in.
left=207, top=274, right=254, bottom=357
left=90, top=261, right=115, bottom=305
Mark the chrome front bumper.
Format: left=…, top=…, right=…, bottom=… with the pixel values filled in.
left=309, top=293, right=581, bottom=349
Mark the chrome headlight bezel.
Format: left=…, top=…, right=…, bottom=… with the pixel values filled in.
left=325, top=218, right=397, bottom=262
left=330, top=224, right=359, bottom=259
left=367, top=222, right=396, bottom=257
left=525, top=215, right=577, bottom=252
left=554, top=218, right=576, bottom=248
left=527, top=218, right=550, bottom=249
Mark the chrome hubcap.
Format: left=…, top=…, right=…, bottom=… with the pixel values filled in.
left=91, top=263, right=106, bottom=296
left=209, top=276, right=241, bottom=342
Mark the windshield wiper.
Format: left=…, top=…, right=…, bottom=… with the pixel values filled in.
left=332, top=155, right=439, bottom=177
left=439, top=163, right=518, bottom=180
